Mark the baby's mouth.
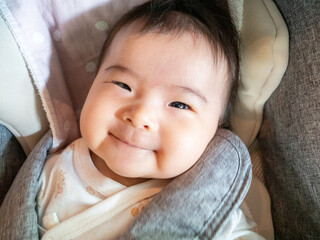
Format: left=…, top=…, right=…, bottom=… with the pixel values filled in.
left=108, top=132, right=150, bottom=151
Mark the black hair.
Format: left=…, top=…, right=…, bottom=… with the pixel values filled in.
left=97, top=0, right=239, bottom=128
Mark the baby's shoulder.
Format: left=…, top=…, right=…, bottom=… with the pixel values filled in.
left=43, top=138, right=82, bottom=172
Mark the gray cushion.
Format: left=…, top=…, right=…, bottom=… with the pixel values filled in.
left=258, top=0, right=320, bottom=239
left=121, top=129, right=252, bottom=239
left=0, top=130, right=52, bottom=240
left=0, top=124, right=26, bottom=206
left=0, top=124, right=25, bottom=206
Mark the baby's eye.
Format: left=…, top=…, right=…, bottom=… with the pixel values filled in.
left=112, top=81, right=131, bottom=92
left=169, top=101, right=191, bottom=110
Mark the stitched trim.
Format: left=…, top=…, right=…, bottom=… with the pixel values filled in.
left=197, top=130, right=252, bottom=239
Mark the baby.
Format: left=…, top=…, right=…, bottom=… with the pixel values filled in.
left=37, top=0, right=263, bottom=239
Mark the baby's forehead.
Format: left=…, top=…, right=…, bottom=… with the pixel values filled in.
left=106, top=20, right=227, bottom=70
left=107, top=23, right=226, bottom=72
left=123, top=21, right=212, bottom=46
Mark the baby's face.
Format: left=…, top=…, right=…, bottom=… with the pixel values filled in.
left=80, top=24, right=227, bottom=181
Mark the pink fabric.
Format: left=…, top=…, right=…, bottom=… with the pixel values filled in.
left=4, top=0, right=147, bottom=150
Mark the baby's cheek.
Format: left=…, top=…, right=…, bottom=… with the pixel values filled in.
left=80, top=116, right=100, bottom=150
left=179, top=132, right=211, bottom=161
left=156, top=139, right=200, bottom=178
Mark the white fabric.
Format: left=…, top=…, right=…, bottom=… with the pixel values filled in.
left=215, top=201, right=265, bottom=240
left=37, top=138, right=264, bottom=240
left=37, top=138, right=169, bottom=240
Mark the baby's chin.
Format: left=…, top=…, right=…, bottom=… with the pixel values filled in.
left=116, top=169, right=183, bottom=180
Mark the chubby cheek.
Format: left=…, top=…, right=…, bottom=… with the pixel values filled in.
left=80, top=95, right=110, bottom=150
left=157, top=123, right=216, bottom=178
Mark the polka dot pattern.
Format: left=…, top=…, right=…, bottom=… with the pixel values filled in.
left=95, top=20, right=109, bottom=31
left=85, top=61, right=97, bottom=73
left=53, top=30, right=61, bottom=41
left=63, top=120, right=71, bottom=132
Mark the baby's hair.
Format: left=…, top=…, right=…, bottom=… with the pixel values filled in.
left=97, top=0, right=239, bottom=128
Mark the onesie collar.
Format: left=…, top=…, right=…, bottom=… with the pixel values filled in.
left=72, top=138, right=126, bottom=197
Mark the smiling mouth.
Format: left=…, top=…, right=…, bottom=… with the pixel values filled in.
left=109, top=133, right=150, bottom=151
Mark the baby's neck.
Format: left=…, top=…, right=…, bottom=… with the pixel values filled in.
left=90, top=151, right=148, bottom=187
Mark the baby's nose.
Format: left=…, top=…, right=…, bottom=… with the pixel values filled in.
left=122, top=104, right=159, bottom=131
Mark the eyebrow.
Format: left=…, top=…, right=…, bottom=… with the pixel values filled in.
left=105, top=65, right=207, bottom=103
left=104, top=65, right=140, bottom=79
left=173, top=85, right=208, bottom=104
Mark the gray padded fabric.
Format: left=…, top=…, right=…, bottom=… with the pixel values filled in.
left=120, top=129, right=252, bottom=239
left=0, top=124, right=25, bottom=206
left=258, top=0, right=320, bottom=239
left=0, top=130, right=52, bottom=240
